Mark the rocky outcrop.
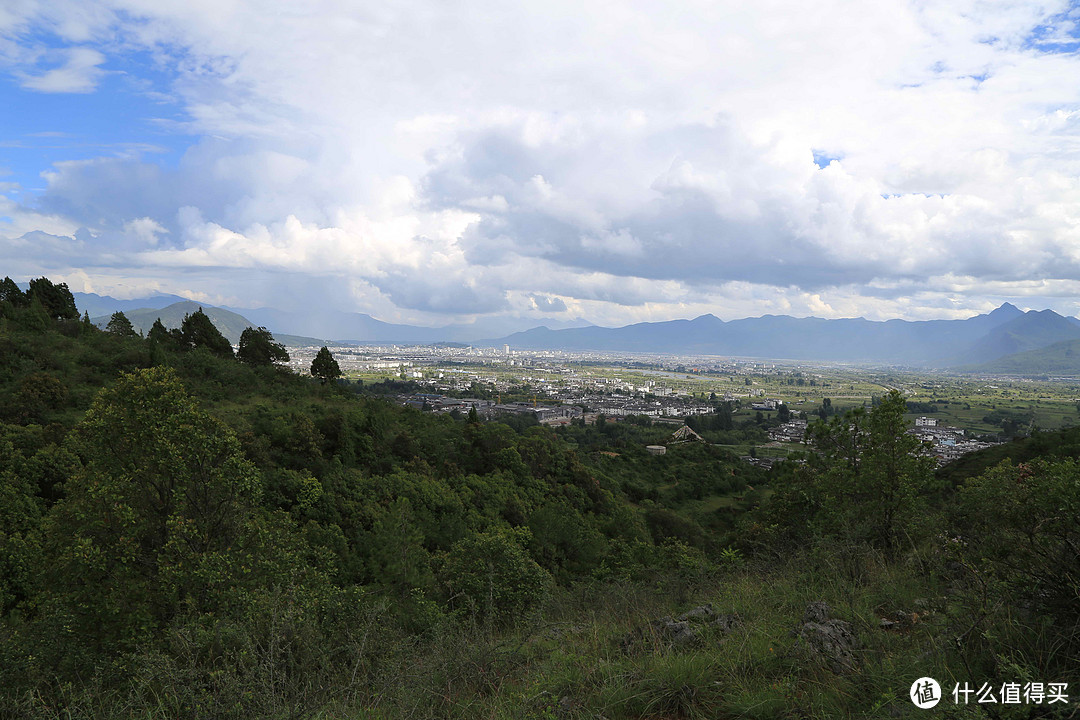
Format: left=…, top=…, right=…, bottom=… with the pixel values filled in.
left=622, top=604, right=741, bottom=652
left=794, top=601, right=859, bottom=673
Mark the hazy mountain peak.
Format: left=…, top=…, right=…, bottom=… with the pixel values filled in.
left=987, top=302, right=1024, bottom=319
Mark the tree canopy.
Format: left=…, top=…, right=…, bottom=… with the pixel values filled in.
left=45, top=367, right=262, bottom=654
left=105, top=311, right=138, bottom=338
left=180, top=308, right=234, bottom=358
left=147, top=317, right=184, bottom=352
left=0, top=277, right=27, bottom=308
left=310, top=346, right=341, bottom=383
left=26, top=277, right=78, bottom=320
left=238, top=326, right=289, bottom=366
left=757, top=390, right=935, bottom=551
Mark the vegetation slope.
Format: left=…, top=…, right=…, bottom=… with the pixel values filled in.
left=0, top=277, right=1077, bottom=719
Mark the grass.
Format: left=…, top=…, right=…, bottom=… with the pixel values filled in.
left=8, top=536, right=1051, bottom=720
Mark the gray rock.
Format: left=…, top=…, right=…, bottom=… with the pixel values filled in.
left=709, top=613, right=741, bottom=633
left=803, top=600, right=831, bottom=624
left=677, top=604, right=718, bottom=622
left=796, top=601, right=859, bottom=673
left=654, top=618, right=697, bottom=644
left=621, top=605, right=741, bottom=652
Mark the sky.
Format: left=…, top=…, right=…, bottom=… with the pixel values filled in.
left=3, top=1, right=1080, bottom=329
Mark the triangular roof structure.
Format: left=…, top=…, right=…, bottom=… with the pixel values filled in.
left=669, top=425, right=704, bottom=443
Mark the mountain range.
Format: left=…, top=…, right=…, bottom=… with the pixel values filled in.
left=88, top=301, right=320, bottom=347
left=491, top=303, right=1080, bottom=366
left=74, top=290, right=1080, bottom=373
left=73, top=291, right=590, bottom=345
left=957, top=338, right=1080, bottom=375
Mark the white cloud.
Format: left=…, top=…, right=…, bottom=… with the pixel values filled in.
left=122, top=216, right=167, bottom=245
left=18, top=46, right=105, bottom=93
left=4, top=0, right=1080, bottom=324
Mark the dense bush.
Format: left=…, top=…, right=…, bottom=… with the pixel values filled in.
left=954, top=459, right=1080, bottom=663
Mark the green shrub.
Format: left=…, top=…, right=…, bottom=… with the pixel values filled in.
left=441, top=527, right=551, bottom=621
left=955, top=458, right=1080, bottom=659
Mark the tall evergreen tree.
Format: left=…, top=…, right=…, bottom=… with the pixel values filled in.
left=237, top=326, right=289, bottom=366
left=310, top=346, right=341, bottom=384
left=26, top=277, right=78, bottom=320
left=147, top=317, right=184, bottom=351
left=105, top=311, right=139, bottom=338
left=0, top=277, right=27, bottom=307
left=180, top=308, right=234, bottom=358
left=43, top=367, right=261, bottom=654
left=794, top=390, right=934, bottom=550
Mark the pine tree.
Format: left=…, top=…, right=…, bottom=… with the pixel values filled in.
left=105, top=311, right=139, bottom=338
left=148, top=318, right=184, bottom=351
left=310, top=346, right=341, bottom=384
left=237, top=326, right=289, bottom=366
left=26, top=277, right=78, bottom=320
left=180, top=308, right=234, bottom=358
left=0, top=277, right=27, bottom=307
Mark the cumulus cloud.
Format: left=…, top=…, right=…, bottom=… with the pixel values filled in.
left=122, top=216, right=167, bottom=245
left=3, top=0, right=1080, bottom=324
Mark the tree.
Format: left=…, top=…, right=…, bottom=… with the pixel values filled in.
left=369, top=497, right=433, bottom=599
left=440, top=527, right=550, bottom=620
left=80, top=310, right=94, bottom=334
left=237, top=326, right=289, bottom=366
left=180, top=308, right=233, bottom=358
left=310, top=346, right=341, bottom=384
left=759, top=390, right=934, bottom=551
left=105, top=310, right=138, bottom=338
left=802, top=390, right=934, bottom=549
left=11, top=372, right=68, bottom=424
left=147, top=317, right=168, bottom=342
left=0, top=276, right=27, bottom=307
left=43, top=367, right=261, bottom=653
left=147, top=317, right=184, bottom=352
left=26, top=277, right=78, bottom=320
left=956, top=459, right=1080, bottom=631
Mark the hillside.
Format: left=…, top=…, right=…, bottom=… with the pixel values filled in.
left=960, top=336, right=1080, bottom=375
left=72, top=291, right=192, bottom=317
left=1, top=278, right=1077, bottom=719
left=91, top=300, right=261, bottom=344
left=945, top=309, right=1080, bottom=367
left=76, top=289, right=588, bottom=345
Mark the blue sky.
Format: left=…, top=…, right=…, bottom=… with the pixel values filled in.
left=1, top=60, right=188, bottom=196
left=3, top=1, right=1080, bottom=328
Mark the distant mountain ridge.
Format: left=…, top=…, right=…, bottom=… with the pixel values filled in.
left=90, top=302, right=258, bottom=345
left=959, top=338, right=1080, bottom=375
left=486, top=303, right=1080, bottom=368
left=221, top=306, right=593, bottom=344
left=73, top=291, right=193, bottom=317
left=76, top=289, right=1080, bottom=371
left=942, top=310, right=1080, bottom=366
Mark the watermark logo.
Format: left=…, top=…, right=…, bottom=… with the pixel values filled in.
left=911, top=677, right=942, bottom=709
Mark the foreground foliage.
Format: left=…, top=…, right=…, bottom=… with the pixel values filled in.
left=0, top=277, right=1077, bottom=718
